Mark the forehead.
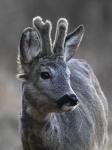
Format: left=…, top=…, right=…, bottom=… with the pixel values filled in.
left=38, top=57, right=67, bottom=69
left=31, top=57, right=71, bottom=76
left=31, top=57, right=71, bottom=75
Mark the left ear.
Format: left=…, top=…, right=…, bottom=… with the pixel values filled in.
left=64, top=25, right=85, bottom=61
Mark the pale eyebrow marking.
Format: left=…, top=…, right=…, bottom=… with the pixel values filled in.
left=40, top=65, right=55, bottom=75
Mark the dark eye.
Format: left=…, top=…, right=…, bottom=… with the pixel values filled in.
left=40, top=72, right=50, bottom=79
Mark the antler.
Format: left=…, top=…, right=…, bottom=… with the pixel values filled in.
left=33, top=16, right=52, bottom=57
left=53, top=18, right=68, bottom=56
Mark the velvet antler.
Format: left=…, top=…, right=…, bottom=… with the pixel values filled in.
left=53, top=18, right=68, bottom=56
left=33, top=16, right=53, bottom=57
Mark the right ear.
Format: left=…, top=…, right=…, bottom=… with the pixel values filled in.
left=17, top=27, right=40, bottom=79
left=64, top=25, right=85, bottom=61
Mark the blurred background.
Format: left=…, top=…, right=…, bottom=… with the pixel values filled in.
left=0, top=0, right=112, bottom=149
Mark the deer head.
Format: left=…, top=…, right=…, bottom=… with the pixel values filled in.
left=17, top=16, right=84, bottom=115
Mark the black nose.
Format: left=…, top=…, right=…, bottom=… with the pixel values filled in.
left=67, top=94, right=79, bottom=105
left=56, top=94, right=79, bottom=108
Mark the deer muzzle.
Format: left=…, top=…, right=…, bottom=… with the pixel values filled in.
left=56, top=94, right=79, bottom=111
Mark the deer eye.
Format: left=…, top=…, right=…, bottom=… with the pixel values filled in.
left=40, top=72, right=50, bottom=79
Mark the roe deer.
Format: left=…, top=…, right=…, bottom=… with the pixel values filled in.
left=17, top=16, right=108, bottom=150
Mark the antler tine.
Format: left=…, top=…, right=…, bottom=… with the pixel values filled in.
left=33, top=16, right=52, bottom=57
left=53, top=18, right=68, bottom=56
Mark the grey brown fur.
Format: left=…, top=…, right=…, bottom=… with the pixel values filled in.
left=17, top=16, right=108, bottom=150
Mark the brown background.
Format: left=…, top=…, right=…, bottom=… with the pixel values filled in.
left=0, top=0, right=112, bottom=149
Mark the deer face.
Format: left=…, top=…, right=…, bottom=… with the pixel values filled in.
left=17, top=17, right=84, bottom=113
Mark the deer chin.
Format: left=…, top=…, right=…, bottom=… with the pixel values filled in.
left=61, top=103, right=79, bottom=112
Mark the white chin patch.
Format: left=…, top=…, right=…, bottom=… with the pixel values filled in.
left=61, top=104, right=78, bottom=111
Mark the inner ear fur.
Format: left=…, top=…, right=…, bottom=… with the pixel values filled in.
left=64, top=25, right=85, bottom=61
left=17, top=27, right=41, bottom=79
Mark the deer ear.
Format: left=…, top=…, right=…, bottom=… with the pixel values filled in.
left=19, top=27, right=40, bottom=63
left=64, top=25, right=85, bottom=61
left=17, top=27, right=40, bottom=79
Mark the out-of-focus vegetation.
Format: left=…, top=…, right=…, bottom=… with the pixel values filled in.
left=0, top=0, right=112, bottom=149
